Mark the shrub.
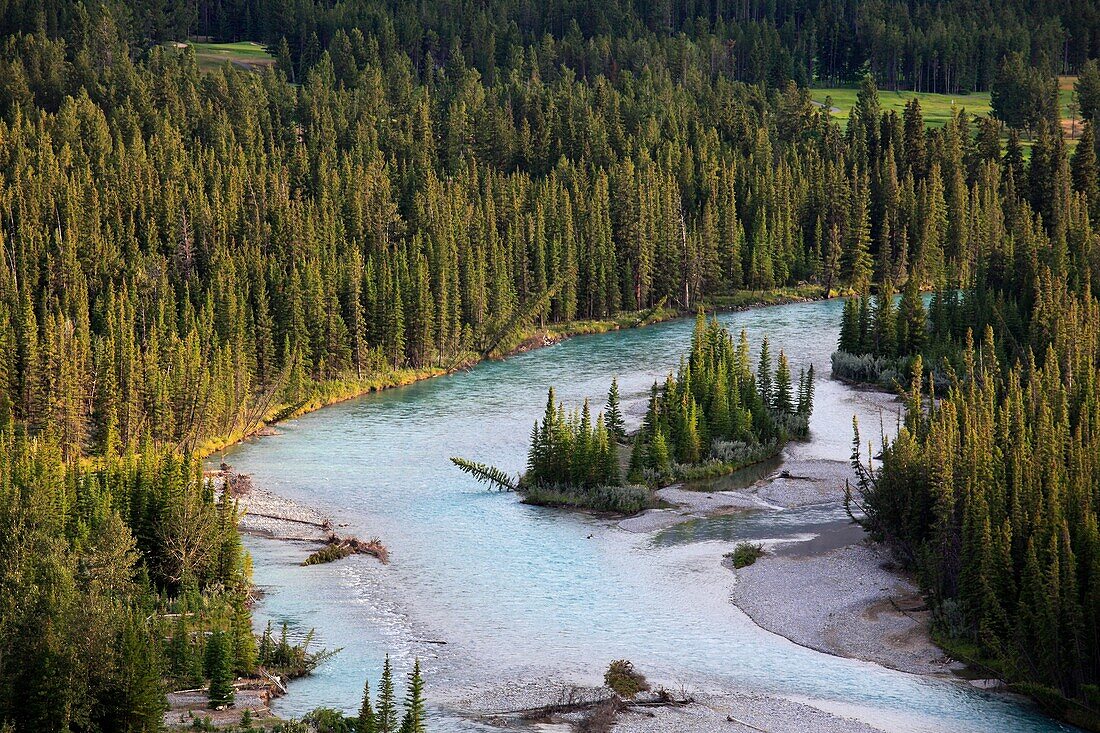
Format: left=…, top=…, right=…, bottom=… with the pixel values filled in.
left=727, top=542, right=765, bottom=568
left=522, top=483, right=652, bottom=514
left=302, top=544, right=353, bottom=566
left=604, top=660, right=649, bottom=698
left=303, top=708, right=353, bottom=733
left=1011, top=683, right=1069, bottom=718
left=830, top=350, right=903, bottom=386
left=576, top=699, right=622, bottom=733
left=709, top=439, right=777, bottom=466
left=775, top=412, right=810, bottom=439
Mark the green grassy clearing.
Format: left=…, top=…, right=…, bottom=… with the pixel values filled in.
left=811, top=82, right=1081, bottom=150
left=811, top=87, right=992, bottom=127
left=166, top=41, right=276, bottom=72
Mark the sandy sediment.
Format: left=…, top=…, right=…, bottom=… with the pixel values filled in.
left=614, top=689, right=885, bottom=733
left=751, top=458, right=852, bottom=507
left=616, top=398, right=960, bottom=679
left=618, top=456, right=853, bottom=533
left=729, top=540, right=961, bottom=676
left=618, top=487, right=763, bottom=532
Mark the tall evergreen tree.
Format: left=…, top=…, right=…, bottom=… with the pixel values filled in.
left=356, top=676, right=376, bottom=733
left=399, top=660, right=426, bottom=733
left=604, top=377, right=626, bottom=442
left=376, top=655, right=398, bottom=733
left=205, top=631, right=235, bottom=709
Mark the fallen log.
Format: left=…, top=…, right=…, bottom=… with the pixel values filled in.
left=245, top=511, right=328, bottom=528
left=261, top=670, right=287, bottom=696
left=724, top=713, right=771, bottom=732
left=481, top=692, right=694, bottom=719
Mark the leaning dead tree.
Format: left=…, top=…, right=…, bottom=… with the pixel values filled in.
left=450, top=457, right=518, bottom=491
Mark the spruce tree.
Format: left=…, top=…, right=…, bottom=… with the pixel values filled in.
left=648, top=425, right=671, bottom=473
left=839, top=298, right=859, bottom=353
left=231, top=593, right=257, bottom=675
left=773, top=351, right=794, bottom=414
left=898, top=278, right=926, bottom=355
left=797, top=365, right=815, bottom=415
left=604, top=377, right=626, bottom=442
left=757, top=336, right=772, bottom=405
left=206, top=631, right=235, bottom=709
left=627, top=432, right=646, bottom=483
left=1071, top=121, right=1099, bottom=221
left=376, top=655, right=398, bottom=733
left=399, top=660, right=426, bottom=733
left=356, top=676, right=376, bottom=733
left=169, top=614, right=190, bottom=679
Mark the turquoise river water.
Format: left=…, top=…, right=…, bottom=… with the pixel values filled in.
left=218, top=298, right=1079, bottom=733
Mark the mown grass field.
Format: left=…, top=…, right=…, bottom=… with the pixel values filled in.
left=167, top=41, right=276, bottom=72
left=811, top=79, right=1081, bottom=149
left=811, top=86, right=992, bottom=126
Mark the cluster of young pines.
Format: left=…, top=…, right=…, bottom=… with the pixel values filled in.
left=518, top=313, right=814, bottom=513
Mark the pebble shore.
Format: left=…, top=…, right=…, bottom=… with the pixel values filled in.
left=730, top=541, right=962, bottom=676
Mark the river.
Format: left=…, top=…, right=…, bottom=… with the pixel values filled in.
left=218, top=298, right=1077, bottom=733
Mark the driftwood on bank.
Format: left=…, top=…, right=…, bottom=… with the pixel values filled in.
left=246, top=510, right=330, bottom=529
left=482, top=689, right=694, bottom=721
left=302, top=533, right=388, bottom=565
left=206, top=464, right=386, bottom=565
left=261, top=669, right=288, bottom=696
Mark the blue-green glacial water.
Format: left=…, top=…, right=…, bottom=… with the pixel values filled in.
left=218, top=299, right=1077, bottom=732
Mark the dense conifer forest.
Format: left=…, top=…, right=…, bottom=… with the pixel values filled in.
left=4, top=0, right=1097, bottom=92
left=0, top=0, right=1099, bottom=730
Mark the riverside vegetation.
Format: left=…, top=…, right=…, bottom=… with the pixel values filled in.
left=454, top=313, right=814, bottom=513
left=0, top=0, right=1099, bottom=730
left=189, top=656, right=430, bottom=733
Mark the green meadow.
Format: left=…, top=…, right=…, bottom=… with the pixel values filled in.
left=811, top=80, right=1080, bottom=149
left=167, top=41, right=276, bottom=72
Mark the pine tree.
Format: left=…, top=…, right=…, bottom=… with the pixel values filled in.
left=205, top=631, right=235, bottom=709
left=399, top=660, right=426, bottom=733
left=376, top=655, right=398, bottom=733
left=356, top=676, right=376, bottom=733
left=604, top=377, right=626, bottom=442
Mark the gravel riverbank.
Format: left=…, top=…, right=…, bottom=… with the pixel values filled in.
left=451, top=679, right=885, bottom=733
left=207, top=462, right=332, bottom=542
left=729, top=539, right=961, bottom=677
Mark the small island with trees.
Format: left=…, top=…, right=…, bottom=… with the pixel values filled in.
left=454, top=313, right=814, bottom=513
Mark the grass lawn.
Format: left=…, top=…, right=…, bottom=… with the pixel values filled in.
left=811, top=87, right=992, bottom=127
left=166, top=41, right=275, bottom=73
left=811, top=80, right=1081, bottom=151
